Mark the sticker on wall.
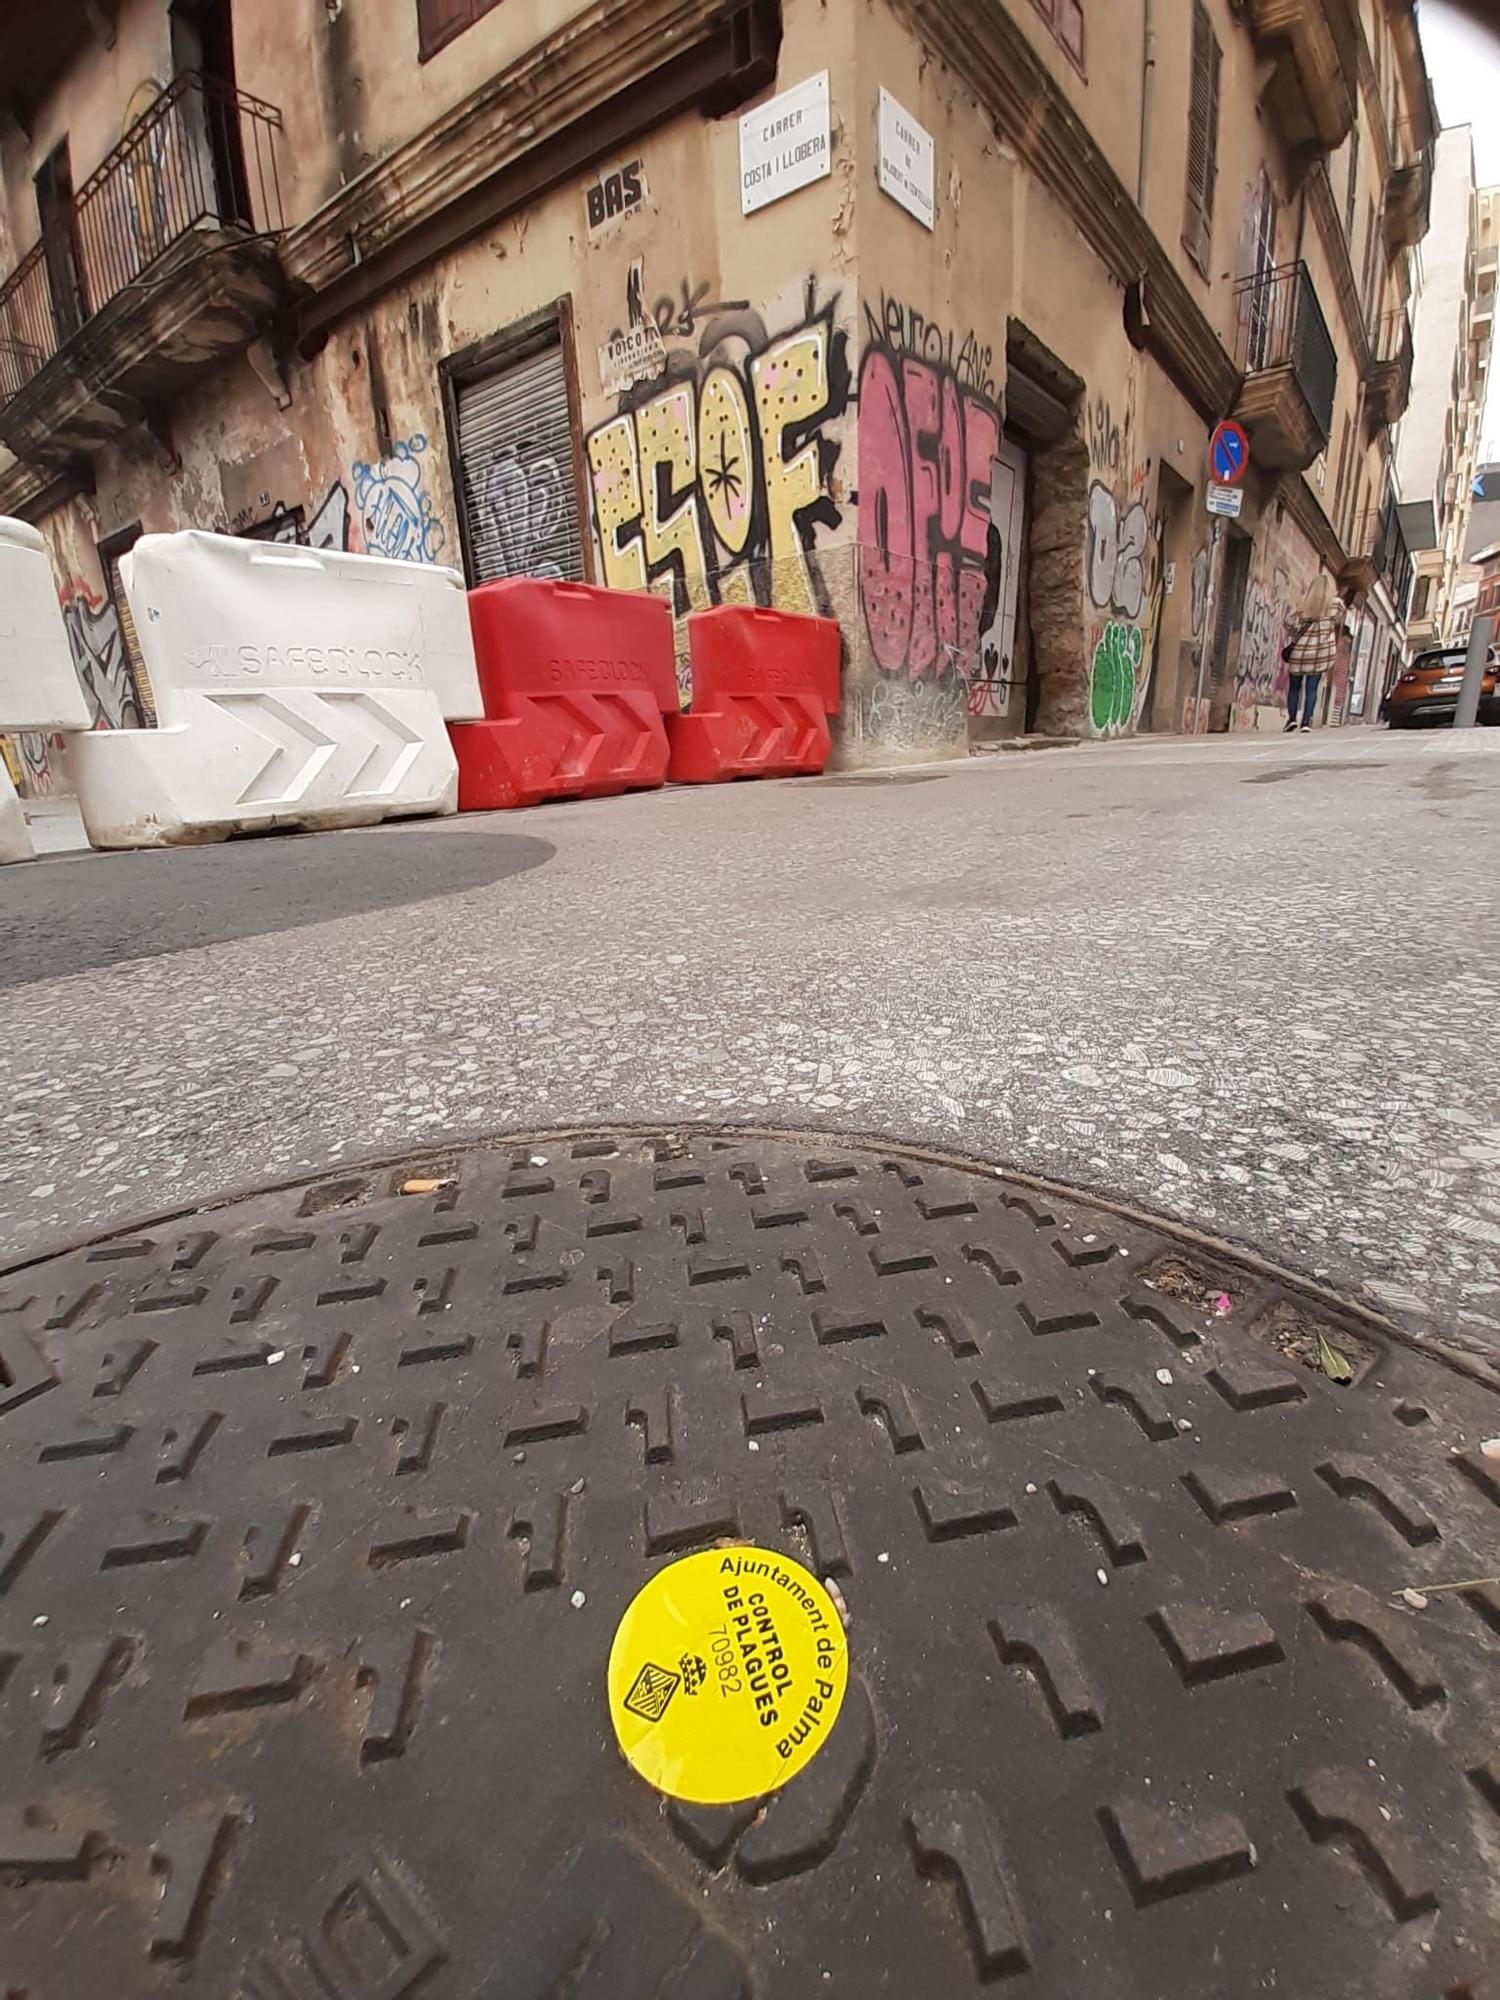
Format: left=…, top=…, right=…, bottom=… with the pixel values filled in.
left=877, top=88, right=934, bottom=230
left=584, top=157, right=649, bottom=242
left=599, top=259, right=669, bottom=394
left=739, top=70, right=831, bottom=216
left=607, top=1546, right=849, bottom=1805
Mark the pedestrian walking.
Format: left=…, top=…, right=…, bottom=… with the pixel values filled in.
left=1282, top=573, right=1342, bottom=732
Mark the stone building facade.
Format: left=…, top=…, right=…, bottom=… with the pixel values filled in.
left=1398, top=130, right=1494, bottom=662
left=0, top=0, right=1437, bottom=789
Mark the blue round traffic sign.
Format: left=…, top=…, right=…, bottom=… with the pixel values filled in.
left=1209, top=420, right=1249, bottom=486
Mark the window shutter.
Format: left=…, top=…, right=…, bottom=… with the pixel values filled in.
left=417, top=0, right=475, bottom=62
left=453, top=338, right=585, bottom=587
left=1183, top=3, right=1220, bottom=274
left=1058, top=0, right=1084, bottom=65
left=1344, top=124, right=1359, bottom=241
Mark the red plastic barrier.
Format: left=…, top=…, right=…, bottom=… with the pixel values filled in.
left=451, top=579, right=678, bottom=810
left=666, top=605, right=842, bottom=784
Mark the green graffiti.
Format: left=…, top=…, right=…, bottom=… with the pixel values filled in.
left=1089, top=621, right=1142, bottom=734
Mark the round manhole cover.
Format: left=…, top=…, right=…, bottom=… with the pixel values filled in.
left=0, top=1133, right=1494, bottom=1997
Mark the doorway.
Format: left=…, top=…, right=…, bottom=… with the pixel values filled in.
left=34, top=141, right=86, bottom=347
left=441, top=304, right=590, bottom=587
left=970, top=436, right=1029, bottom=740
left=1208, top=530, right=1252, bottom=726
left=170, top=0, right=252, bottom=225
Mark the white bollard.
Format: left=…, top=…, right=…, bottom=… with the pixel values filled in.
left=69, top=532, right=484, bottom=849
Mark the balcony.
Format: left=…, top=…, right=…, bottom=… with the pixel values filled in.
left=1383, top=145, right=1433, bottom=252
left=1365, top=305, right=1413, bottom=428
left=1233, top=262, right=1337, bottom=470
left=0, top=73, right=284, bottom=468
left=1245, top=0, right=1359, bottom=157
left=1338, top=505, right=1379, bottom=596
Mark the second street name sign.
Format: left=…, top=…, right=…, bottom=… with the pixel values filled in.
left=740, top=71, right=832, bottom=215
left=877, top=88, right=934, bottom=230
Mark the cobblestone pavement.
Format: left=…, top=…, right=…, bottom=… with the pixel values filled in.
left=3, top=729, right=1498, bottom=1357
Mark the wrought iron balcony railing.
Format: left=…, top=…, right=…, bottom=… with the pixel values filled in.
left=1235, top=261, right=1337, bottom=446
left=0, top=72, right=283, bottom=407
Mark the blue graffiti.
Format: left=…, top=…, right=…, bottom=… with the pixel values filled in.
left=351, top=434, right=446, bottom=564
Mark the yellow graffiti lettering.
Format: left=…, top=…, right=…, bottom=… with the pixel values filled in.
left=752, top=329, right=827, bottom=618
left=697, top=367, right=756, bottom=557
left=635, top=386, right=711, bottom=617
left=586, top=415, right=647, bottom=592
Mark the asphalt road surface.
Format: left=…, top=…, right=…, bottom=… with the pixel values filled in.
left=3, top=729, right=1497, bottom=1359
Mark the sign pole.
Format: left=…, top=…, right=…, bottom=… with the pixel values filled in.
left=1453, top=613, right=1493, bottom=731
left=1192, top=517, right=1223, bottom=734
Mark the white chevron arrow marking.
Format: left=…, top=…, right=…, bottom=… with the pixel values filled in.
left=211, top=694, right=337, bottom=806
left=333, top=692, right=425, bottom=799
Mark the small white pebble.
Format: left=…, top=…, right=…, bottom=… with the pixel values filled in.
left=1118, top=1245, right=1130, bottom=1257
left=1083, top=1234, right=1096, bottom=1244
left=350, top=1364, right=360, bottom=1375
left=531, top=1153, right=548, bottom=1166
left=288, top=1553, right=302, bottom=1568
left=1378, top=1805, right=1392, bottom=1821
left=1401, top=1588, right=1428, bottom=1610
left=400, top=1599, right=412, bottom=1610
left=266, top=1350, right=285, bottom=1365
left=1155, top=1367, right=1174, bottom=1385
left=1096, top=1568, right=1109, bottom=1586
left=748, top=1440, right=760, bottom=1452
left=1024, top=1482, right=1037, bottom=1495
left=570, top=1589, right=586, bottom=1608
left=877, top=1552, right=890, bottom=1565
left=1177, top=1418, right=1193, bottom=1431
left=32, top=1614, right=47, bottom=1627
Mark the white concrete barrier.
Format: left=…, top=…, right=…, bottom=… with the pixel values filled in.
left=70, top=532, right=485, bottom=848
left=0, top=517, right=94, bottom=863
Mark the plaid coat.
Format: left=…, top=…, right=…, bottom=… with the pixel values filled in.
left=1285, top=612, right=1342, bottom=675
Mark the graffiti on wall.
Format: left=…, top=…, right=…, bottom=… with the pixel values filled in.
left=857, top=293, right=1002, bottom=689
left=1190, top=543, right=1210, bottom=641
left=250, top=482, right=353, bottom=553
left=478, top=447, right=568, bottom=580
left=59, top=582, right=144, bottom=729
left=1233, top=566, right=1290, bottom=717
left=586, top=275, right=849, bottom=649
left=352, top=435, right=445, bottom=564
left=1083, top=390, right=1159, bottom=738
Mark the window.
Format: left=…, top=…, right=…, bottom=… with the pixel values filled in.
left=1028, top=0, right=1085, bottom=72
left=1182, top=2, right=1222, bottom=277
left=1411, top=575, right=1433, bottom=621
left=417, top=0, right=502, bottom=62
left=1344, top=125, right=1359, bottom=242
left=1332, top=413, right=1354, bottom=529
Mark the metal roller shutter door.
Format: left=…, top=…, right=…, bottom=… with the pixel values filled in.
left=455, top=342, right=585, bottom=585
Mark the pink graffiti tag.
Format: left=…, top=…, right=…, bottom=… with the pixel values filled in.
left=858, top=347, right=999, bottom=678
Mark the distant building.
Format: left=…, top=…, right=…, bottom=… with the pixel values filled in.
left=1398, top=145, right=1494, bottom=658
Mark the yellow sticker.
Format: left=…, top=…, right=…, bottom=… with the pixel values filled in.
left=607, top=1546, right=849, bottom=1805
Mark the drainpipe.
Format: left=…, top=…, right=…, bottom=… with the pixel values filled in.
left=1137, top=0, right=1155, bottom=212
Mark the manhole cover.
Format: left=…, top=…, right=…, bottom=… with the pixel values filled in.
left=0, top=1133, right=1494, bottom=1998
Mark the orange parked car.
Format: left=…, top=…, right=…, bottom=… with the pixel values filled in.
left=1381, top=645, right=1500, bottom=727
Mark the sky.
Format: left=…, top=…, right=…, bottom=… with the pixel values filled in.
left=1419, top=2, right=1500, bottom=182
left=1417, top=1, right=1500, bottom=457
